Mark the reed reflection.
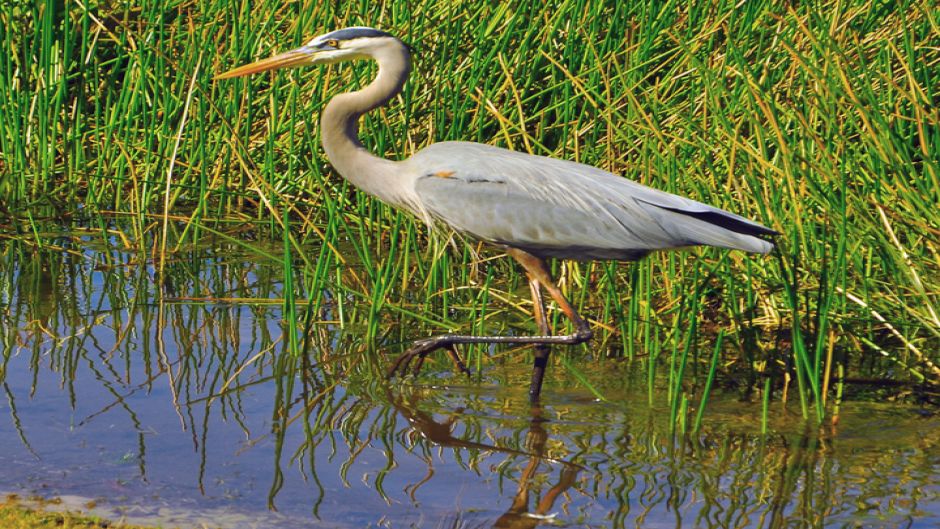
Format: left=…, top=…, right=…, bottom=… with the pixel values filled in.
left=0, top=237, right=936, bottom=528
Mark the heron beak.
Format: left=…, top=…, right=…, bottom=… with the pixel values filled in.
left=214, top=47, right=314, bottom=80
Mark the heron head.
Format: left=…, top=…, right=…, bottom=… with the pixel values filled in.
left=214, top=27, right=400, bottom=80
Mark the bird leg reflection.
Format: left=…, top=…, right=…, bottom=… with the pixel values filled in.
left=388, top=391, right=583, bottom=526
left=387, top=248, right=593, bottom=400
left=496, top=411, right=581, bottom=528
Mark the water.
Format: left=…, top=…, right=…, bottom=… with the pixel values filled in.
left=0, top=237, right=937, bottom=528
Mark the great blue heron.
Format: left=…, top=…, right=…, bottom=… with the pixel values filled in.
left=216, top=27, right=777, bottom=400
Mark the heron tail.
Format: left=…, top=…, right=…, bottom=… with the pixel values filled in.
left=636, top=199, right=778, bottom=254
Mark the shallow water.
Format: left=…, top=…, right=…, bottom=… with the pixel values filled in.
left=0, top=238, right=937, bottom=528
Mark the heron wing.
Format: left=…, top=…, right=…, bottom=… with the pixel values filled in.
left=409, top=142, right=775, bottom=260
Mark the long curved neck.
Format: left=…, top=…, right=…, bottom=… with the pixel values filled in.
left=321, top=40, right=411, bottom=206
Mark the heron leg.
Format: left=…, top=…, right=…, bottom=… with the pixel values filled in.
left=387, top=339, right=470, bottom=378
left=386, top=248, right=593, bottom=400
left=508, top=248, right=592, bottom=339
left=528, top=275, right=552, bottom=402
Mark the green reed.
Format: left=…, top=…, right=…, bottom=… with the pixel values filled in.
left=1, top=0, right=937, bottom=422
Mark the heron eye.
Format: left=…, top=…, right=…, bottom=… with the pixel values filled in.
left=326, top=39, right=339, bottom=48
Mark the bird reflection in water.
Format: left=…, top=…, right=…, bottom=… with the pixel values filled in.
left=388, top=390, right=583, bottom=527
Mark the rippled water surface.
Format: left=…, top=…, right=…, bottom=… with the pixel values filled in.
left=0, top=238, right=937, bottom=528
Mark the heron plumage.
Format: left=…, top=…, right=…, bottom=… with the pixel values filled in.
left=216, top=26, right=777, bottom=399
left=407, top=141, right=775, bottom=260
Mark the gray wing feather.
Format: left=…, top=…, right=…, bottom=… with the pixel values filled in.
left=408, top=142, right=774, bottom=260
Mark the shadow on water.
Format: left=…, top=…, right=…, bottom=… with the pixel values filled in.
left=0, top=235, right=938, bottom=528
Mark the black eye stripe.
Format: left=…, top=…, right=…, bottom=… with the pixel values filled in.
left=322, top=27, right=391, bottom=41
left=307, top=27, right=393, bottom=48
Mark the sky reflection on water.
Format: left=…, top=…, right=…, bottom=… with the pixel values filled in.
left=0, top=239, right=937, bottom=528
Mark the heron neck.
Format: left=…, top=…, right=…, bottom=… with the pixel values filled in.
left=321, top=42, right=411, bottom=206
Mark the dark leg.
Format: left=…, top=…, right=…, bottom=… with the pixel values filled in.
left=387, top=248, right=593, bottom=400
left=528, top=276, right=551, bottom=403
left=410, top=342, right=470, bottom=377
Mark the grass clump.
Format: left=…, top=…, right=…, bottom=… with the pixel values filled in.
left=0, top=495, right=164, bottom=529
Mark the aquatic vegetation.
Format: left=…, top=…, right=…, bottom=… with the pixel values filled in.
left=0, top=239, right=937, bottom=527
left=0, top=0, right=937, bottom=423
left=0, top=496, right=156, bottom=529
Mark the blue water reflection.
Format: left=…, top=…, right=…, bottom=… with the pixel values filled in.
left=0, top=240, right=937, bottom=528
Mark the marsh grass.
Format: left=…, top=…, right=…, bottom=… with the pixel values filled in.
left=0, top=495, right=162, bottom=529
left=1, top=0, right=937, bottom=421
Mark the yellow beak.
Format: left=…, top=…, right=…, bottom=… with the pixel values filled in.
left=214, top=47, right=313, bottom=80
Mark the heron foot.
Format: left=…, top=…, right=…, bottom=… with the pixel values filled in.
left=387, top=336, right=472, bottom=379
